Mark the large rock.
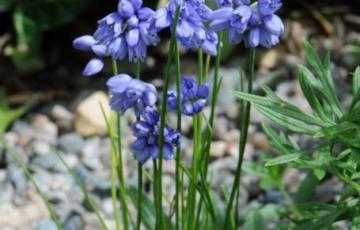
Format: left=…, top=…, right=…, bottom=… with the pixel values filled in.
left=74, top=91, right=111, bottom=137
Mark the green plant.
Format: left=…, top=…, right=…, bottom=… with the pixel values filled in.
left=0, top=91, right=29, bottom=135
left=1, top=0, right=89, bottom=72
left=234, top=41, right=360, bottom=229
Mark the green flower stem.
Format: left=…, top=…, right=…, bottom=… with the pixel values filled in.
left=153, top=158, right=158, bottom=228
left=186, top=49, right=204, bottom=229
left=223, top=48, right=256, bottom=228
left=175, top=43, right=182, bottom=230
left=156, top=7, right=181, bottom=230
left=112, top=60, right=130, bottom=230
left=135, top=59, right=142, bottom=230
left=203, top=32, right=223, bottom=178
left=136, top=162, right=143, bottom=230
left=205, top=54, right=211, bottom=81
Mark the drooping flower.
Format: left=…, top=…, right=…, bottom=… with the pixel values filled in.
left=131, top=107, right=180, bottom=163
left=167, top=76, right=209, bottom=116
left=73, top=0, right=160, bottom=76
left=151, top=0, right=218, bottom=55
left=210, top=0, right=284, bottom=48
left=106, top=74, right=157, bottom=115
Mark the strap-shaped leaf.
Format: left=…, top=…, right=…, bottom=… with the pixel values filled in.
left=298, top=66, right=333, bottom=124
left=353, top=66, right=360, bottom=96
left=255, top=105, right=320, bottom=135
left=233, top=91, right=325, bottom=128
left=265, top=153, right=302, bottom=166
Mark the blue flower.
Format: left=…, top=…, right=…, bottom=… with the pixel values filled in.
left=131, top=107, right=180, bottom=164
left=167, top=76, right=209, bottom=116
left=214, top=0, right=250, bottom=7
left=106, top=74, right=157, bottom=115
left=73, top=0, right=160, bottom=76
left=210, top=0, right=284, bottom=48
left=151, top=0, right=218, bottom=55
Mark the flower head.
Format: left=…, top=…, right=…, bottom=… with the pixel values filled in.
left=209, top=0, right=284, bottom=48
left=73, top=0, right=160, bottom=76
left=131, top=107, right=180, bottom=163
left=167, top=76, right=209, bottom=116
left=107, top=74, right=157, bottom=115
left=151, top=0, right=218, bottom=55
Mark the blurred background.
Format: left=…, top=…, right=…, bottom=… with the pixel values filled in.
left=0, top=0, right=359, bottom=229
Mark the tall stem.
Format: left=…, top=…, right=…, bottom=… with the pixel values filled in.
left=175, top=43, right=182, bottom=230
left=135, top=59, right=142, bottom=230
left=187, top=49, right=204, bottom=229
left=156, top=7, right=181, bottom=229
left=223, top=48, right=256, bottom=228
left=113, top=60, right=130, bottom=230
left=203, top=32, right=223, bottom=177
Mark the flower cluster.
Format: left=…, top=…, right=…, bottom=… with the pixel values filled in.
left=73, top=0, right=159, bottom=76
left=167, top=76, right=209, bottom=116
left=131, top=108, right=180, bottom=163
left=151, top=0, right=218, bottom=55
left=210, top=0, right=284, bottom=48
left=106, top=74, right=157, bottom=116
left=106, top=74, right=180, bottom=164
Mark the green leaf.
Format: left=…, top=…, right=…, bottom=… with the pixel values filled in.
left=233, top=91, right=324, bottom=134
left=315, top=121, right=357, bottom=138
left=353, top=66, right=360, bottom=96
left=12, top=9, right=44, bottom=72
left=262, top=124, right=291, bottom=155
left=127, top=187, right=158, bottom=230
left=303, top=40, right=343, bottom=118
left=256, top=105, right=319, bottom=134
left=243, top=209, right=265, bottom=230
left=298, top=66, right=332, bottom=124
left=0, top=92, right=28, bottom=135
left=295, top=173, right=319, bottom=204
left=265, top=153, right=302, bottom=166
left=20, top=0, right=89, bottom=31
left=313, top=169, right=326, bottom=180
left=294, top=206, right=348, bottom=230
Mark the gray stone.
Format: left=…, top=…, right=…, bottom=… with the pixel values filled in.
left=51, top=105, right=74, bottom=132
left=30, top=140, right=51, bottom=155
left=74, top=163, right=92, bottom=185
left=31, top=114, right=58, bottom=144
left=83, top=154, right=101, bottom=171
left=63, top=212, right=84, bottom=230
left=209, top=68, right=240, bottom=108
left=58, top=133, right=85, bottom=154
left=31, top=154, right=64, bottom=172
left=6, top=164, right=27, bottom=194
left=263, top=189, right=284, bottom=204
left=37, top=219, right=58, bottom=230
left=81, top=137, right=101, bottom=157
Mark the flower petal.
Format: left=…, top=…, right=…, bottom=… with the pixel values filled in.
left=126, top=29, right=140, bottom=47
left=73, top=35, right=96, bottom=51
left=82, top=58, right=104, bottom=76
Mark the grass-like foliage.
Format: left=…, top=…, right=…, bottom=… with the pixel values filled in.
left=234, top=41, right=360, bottom=229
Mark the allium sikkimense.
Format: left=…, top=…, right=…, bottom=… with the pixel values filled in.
left=131, top=107, right=180, bottom=164
left=73, top=0, right=160, bottom=76
left=167, top=76, right=209, bottom=116
left=106, top=74, right=157, bottom=116
left=151, top=0, right=218, bottom=55
left=210, top=0, right=284, bottom=48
